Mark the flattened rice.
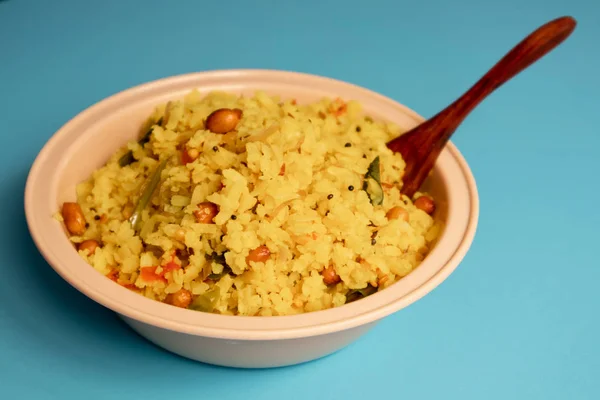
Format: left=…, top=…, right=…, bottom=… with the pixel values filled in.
left=57, top=90, right=443, bottom=316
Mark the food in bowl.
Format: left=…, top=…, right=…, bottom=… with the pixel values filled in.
left=56, top=90, right=443, bottom=316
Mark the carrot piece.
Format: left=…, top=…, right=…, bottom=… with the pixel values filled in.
left=120, top=283, right=138, bottom=291
left=106, top=269, right=118, bottom=282
left=163, top=255, right=181, bottom=274
left=140, top=266, right=167, bottom=283
left=328, top=98, right=347, bottom=116
left=181, top=150, right=194, bottom=165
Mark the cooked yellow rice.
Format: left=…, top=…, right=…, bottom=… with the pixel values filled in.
left=58, top=90, right=443, bottom=316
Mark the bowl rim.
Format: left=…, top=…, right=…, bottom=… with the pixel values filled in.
left=25, top=69, right=479, bottom=340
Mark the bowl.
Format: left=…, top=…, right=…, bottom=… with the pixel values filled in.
left=25, top=69, right=479, bottom=368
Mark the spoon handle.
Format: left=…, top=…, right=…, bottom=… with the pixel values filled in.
left=442, top=16, right=576, bottom=123
left=387, top=16, right=576, bottom=196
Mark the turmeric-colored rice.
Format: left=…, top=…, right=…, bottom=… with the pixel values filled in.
left=57, top=90, right=442, bottom=316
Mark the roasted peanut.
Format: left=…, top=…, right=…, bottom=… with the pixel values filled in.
left=205, top=108, right=243, bottom=134
left=78, top=239, right=99, bottom=255
left=193, top=202, right=219, bottom=224
left=386, top=206, right=409, bottom=222
left=414, top=196, right=436, bottom=215
left=167, top=289, right=192, bottom=308
left=62, top=202, right=86, bottom=235
left=321, top=266, right=341, bottom=285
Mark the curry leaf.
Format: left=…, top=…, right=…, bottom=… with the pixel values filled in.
left=362, top=156, right=384, bottom=205
left=346, top=285, right=378, bottom=303
left=206, top=252, right=232, bottom=280
left=208, top=266, right=232, bottom=280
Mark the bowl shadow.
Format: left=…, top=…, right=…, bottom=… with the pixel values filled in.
left=3, top=170, right=229, bottom=378
left=5, top=167, right=370, bottom=394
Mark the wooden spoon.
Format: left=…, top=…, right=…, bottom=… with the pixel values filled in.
left=387, top=16, right=577, bottom=198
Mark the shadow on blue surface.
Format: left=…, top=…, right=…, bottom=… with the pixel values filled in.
left=2, top=169, right=360, bottom=400
left=1, top=169, right=356, bottom=387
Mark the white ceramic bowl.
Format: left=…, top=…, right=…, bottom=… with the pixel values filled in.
left=25, top=70, right=479, bottom=368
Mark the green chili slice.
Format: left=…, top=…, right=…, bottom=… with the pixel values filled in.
left=128, top=159, right=167, bottom=231
left=118, top=118, right=163, bottom=167
left=189, top=286, right=221, bottom=312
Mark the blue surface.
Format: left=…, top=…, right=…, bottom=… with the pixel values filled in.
left=1, top=0, right=598, bottom=398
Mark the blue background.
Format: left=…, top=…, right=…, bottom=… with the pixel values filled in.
left=1, top=0, right=598, bottom=399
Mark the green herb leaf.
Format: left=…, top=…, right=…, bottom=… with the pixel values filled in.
left=206, top=251, right=226, bottom=264
left=128, top=159, right=167, bottom=232
left=207, top=266, right=232, bottom=280
left=206, top=252, right=231, bottom=280
left=346, top=285, right=378, bottom=303
left=362, top=156, right=384, bottom=205
left=118, top=152, right=136, bottom=167
left=118, top=117, right=163, bottom=167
